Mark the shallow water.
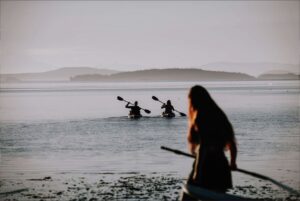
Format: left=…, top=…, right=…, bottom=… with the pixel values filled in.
left=0, top=81, right=299, bottom=200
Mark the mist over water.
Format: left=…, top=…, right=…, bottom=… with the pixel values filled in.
left=0, top=81, right=299, bottom=191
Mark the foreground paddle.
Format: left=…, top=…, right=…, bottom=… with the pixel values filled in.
left=117, top=96, right=151, bottom=114
left=160, top=146, right=300, bottom=196
left=152, top=96, right=186, bottom=116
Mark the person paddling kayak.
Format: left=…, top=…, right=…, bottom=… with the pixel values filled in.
left=117, top=96, right=151, bottom=118
left=126, top=101, right=142, bottom=118
left=161, top=100, right=175, bottom=117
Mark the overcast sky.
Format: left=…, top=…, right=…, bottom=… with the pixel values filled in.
left=0, top=1, right=299, bottom=75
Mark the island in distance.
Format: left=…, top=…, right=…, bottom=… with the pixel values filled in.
left=258, top=70, right=300, bottom=80
left=0, top=67, right=119, bottom=82
left=1, top=66, right=299, bottom=83
left=70, top=68, right=256, bottom=82
left=70, top=68, right=299, bottom=82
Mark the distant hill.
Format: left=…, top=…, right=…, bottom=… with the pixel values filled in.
left=70, top=68, right=256, bottom=82
left=258, top=70, right=300, bottom=80
left=0, top=67, right=119, bottom=82
left=3, top=66, right=298, bottom=83
left=200, top=62, right=299, bottom=77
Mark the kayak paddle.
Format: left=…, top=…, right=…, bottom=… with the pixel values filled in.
left=152, top=96, right=186, bottom=116
left=160, top=146, right=300, bottom=196
left=117, top=96, right=151, bottom=114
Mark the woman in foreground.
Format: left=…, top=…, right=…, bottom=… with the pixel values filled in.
left=181, top=85, right=237, bottom=200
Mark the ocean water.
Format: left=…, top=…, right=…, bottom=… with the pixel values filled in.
left=0, top=81, right=299, bottom=192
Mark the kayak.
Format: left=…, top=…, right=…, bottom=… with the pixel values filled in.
left=161, top=112, right=175, bottom=118
left=182, top=183, right=258, bottom=201
left=128, top=114, right=142, bottom=119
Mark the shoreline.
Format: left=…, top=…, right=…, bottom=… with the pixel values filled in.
left=1, top=172, right=299, bottom=201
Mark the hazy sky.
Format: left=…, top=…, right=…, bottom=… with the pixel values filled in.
left=0, top=1, right=299, bottom=75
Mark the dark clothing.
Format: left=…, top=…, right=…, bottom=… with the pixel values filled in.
left=188, top=144, right=232, bottom=192
left=186, top=113, right=233, bottom=193
left=161, top=104, right=174, bottom=114
left=181, top=145, right=232, bottom=201
left=126, top=104, right=141, bottom=116
left=182, top=85, right=236, bottom=201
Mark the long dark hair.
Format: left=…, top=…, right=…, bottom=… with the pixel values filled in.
left=188, top=85, right=235, bottom=148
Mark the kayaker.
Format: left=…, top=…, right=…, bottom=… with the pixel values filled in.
left=125, top=101, right=141, bottom=116
left=161, top=100, right=175, bottom=116
left=181, top=85, right=237, bottom=200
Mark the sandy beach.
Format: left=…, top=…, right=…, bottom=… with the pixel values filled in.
left=1, top=170, right=300, bottom=201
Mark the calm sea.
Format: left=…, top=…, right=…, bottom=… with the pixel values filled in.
left=0, top=81, right=299, bottom=189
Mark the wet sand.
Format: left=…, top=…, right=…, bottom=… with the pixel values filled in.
left=1, top=172, right=299, bottom=201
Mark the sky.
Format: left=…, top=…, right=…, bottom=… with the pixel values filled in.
left=0, top=0, right=299, bottom=76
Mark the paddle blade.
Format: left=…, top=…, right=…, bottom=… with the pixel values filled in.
left=144, top=109, right=151, bottom=114
left=152, top=96, right=159, bottom=101
left=175, top=110, right=187, bottom=116
left=117, top=96, right=124, bottom=101
left=179, top=112, right=187, bottom=117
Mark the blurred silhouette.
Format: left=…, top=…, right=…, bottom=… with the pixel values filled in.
left=161, top=100, right=175, bottom=117
left=126, top=101, right=142, bottom=118
left=181, top=85, right=237, bottom=200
